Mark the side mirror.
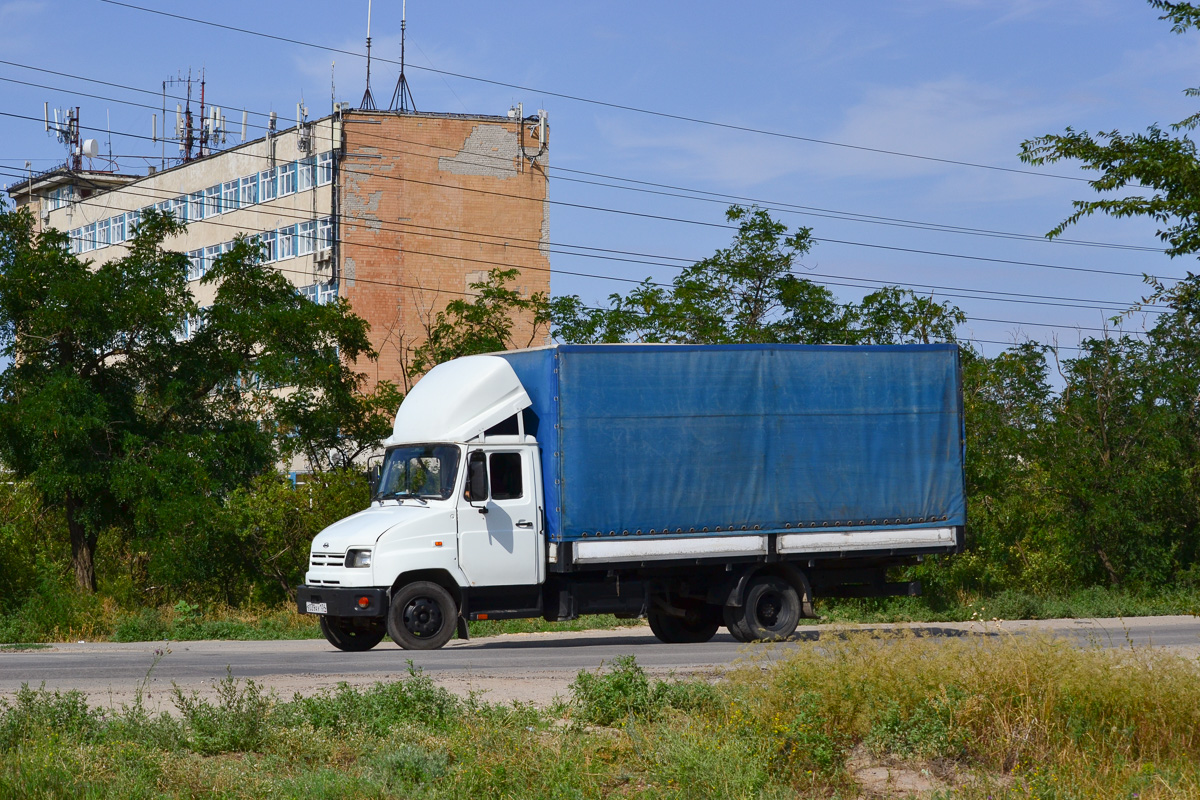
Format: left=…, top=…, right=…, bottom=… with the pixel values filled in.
left=366, top=456, right=383, bottom=498
left=467, top=450, right=489, bottom=513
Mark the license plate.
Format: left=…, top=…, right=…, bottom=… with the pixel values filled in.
left=306, top=601, right=328, bottom=614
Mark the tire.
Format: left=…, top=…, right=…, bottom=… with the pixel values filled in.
left=722, top=603, right=754, bottom=643
left=648, top=603, right=721, bottom=644
left=728, top=575, right=801, bottom=642
left=319, top=615, right=386, bottom=652
left=388, top=581, right=458, bottom=650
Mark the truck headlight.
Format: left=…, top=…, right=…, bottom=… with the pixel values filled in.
left=346, top=548, right=372, bottom=568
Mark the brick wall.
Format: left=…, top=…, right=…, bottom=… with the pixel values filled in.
left=338, top=111, right=551, bottom=392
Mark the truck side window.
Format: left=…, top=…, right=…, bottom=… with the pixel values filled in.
left=489, top=453, right=523, bottom=500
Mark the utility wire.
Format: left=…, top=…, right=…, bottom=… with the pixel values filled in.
left=0, top=165, right=1162, bottom=336
left=0, top=62, right=1160, bottom=255
left=0, top=109, right=1179, bottom=285
left=94, top=0, right=1092, bottom=184
left=0, top=163, right=1164, bottom=318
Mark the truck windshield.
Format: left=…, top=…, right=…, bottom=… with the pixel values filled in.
left=375, top=445, right=461, bottom=501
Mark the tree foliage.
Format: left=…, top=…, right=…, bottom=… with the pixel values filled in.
left=548, top=206, right=963, bottom=347
left=1020, top=2, right=1200, bottom=257
left=0, top=205, right=391, bottom=591
left=407, top=267, right=549, bottom=377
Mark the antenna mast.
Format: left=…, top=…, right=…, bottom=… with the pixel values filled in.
left=360, top=0, right=377, bottom=110
left=390, top=0, right=416, bottom=112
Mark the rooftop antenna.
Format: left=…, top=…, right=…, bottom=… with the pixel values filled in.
left=46, top=104, right=82, bottom=170
left=360, top=0, right=377, bottom=110
left=390, top=0, right=416, bottom=112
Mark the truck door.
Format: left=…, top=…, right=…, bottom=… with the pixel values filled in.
left=457, top=448, right=541, bottom=587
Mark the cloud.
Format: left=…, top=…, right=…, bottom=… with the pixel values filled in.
left=807, top=77, right=1073, bottom=184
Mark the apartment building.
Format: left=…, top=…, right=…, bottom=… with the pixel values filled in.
left=7, top=107, right=551, bottom=391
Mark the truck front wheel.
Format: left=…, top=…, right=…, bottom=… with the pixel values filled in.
left=388, top=581, right=457, bottom=650
left=319, top=615, right=387, bottom=652
left=725, top=575, right=801, bottom=641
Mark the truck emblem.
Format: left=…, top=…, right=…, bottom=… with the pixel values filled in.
left=321, top=542, right=329, bottom=549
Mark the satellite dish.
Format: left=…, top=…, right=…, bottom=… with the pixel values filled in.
left=81, top=138, right=99, bottom=158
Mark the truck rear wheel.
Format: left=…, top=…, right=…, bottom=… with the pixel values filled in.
left=388, top=581, right=457, bottom=650
left=722, top=604, right=754, bottom=642
left=648, top=604, right=721, bottom=644
left=726, top=575, right=801, bottom=641
left=319, top=615, right=386, bottom=652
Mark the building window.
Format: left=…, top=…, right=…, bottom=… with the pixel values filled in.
left=259, top=231, right=277, bottom=262
left=204, top=243, right=222, bottom=271
left=69, top=228, right=81, bottom=253
left=188, top=191, right=204, bottom=221
left=277, top=225, right=296, bottom=260
left=316, top=151, right=333, bottom=185
left=205, top=185, right=221, bottom=216
left=297, top=220, right=316, bottom=256
left=98, top=218, right=112, bottom=248
left=260, top=168, right=277, bottom=201
left=186, top=249, right=205, bottom=281
left=297, top=156, right=315, bottom=193
left=111, top=214, right=126, bottom=243
left=278, top=161, right=297, bottom=196
left=240, top=175, right=258, bottom=207
left=300, top=281, right=337, bottom=305
left=316, top=217, right=333, bottom=251
left=221, top=180, right=240, bottom=213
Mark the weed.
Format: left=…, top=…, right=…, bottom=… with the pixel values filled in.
left=0, top=684, right=99, bottom=750
left=171, top=669, right=274, bottom=755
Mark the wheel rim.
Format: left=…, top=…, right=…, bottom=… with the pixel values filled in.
left=755, top=590, right=783, bottom=628
left=404, top=597, right=443, bottom=638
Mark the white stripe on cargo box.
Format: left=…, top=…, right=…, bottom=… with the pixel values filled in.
left=778, top=527, right=955, bottom=554
left=573, top=535, right=767, bottom=563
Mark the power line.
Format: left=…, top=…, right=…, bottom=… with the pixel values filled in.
left=0, top=166, right=1164, bottom=340
left=0, top=163, right=1164, bottom=319
left=95, top=0, right=1092, bottom=184
left=1, top=108, right=1179, bottom=287
left=0, top=61, right=1162, bottom=255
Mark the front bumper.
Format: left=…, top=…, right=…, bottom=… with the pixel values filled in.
left=296, top=585, right=388, bottom=618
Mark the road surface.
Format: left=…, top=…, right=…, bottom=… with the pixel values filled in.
left=2, top=616, right=1197, bottom=710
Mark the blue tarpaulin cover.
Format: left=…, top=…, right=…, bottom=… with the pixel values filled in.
left=499, top=344, right=965, bottom=544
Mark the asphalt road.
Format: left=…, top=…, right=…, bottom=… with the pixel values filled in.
left=2, top=615, right=1198, bottom=709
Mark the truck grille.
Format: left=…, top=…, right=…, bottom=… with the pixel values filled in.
left=310, top=551, right=345, bottom=568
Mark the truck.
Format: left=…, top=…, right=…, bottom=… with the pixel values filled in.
left=296, top=343, right=966, bottom=650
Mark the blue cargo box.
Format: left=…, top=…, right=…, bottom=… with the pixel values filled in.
left=498, top=343, right=965, bottom=544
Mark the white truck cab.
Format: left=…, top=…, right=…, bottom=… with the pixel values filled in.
left=298, top=355, right=548, bottom=650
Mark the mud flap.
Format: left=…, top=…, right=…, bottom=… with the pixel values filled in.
left=456, top=616, right=470, bottom=641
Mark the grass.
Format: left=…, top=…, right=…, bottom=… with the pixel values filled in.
left=3, top=631, right=1200, bottom=797
left=818, top=584, right=1200, bottom=624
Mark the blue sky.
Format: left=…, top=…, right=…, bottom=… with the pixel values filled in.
left=1, top=0, right=1197, bottom=356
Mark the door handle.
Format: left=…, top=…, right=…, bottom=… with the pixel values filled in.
left=516, top=520, right=534, bottom=528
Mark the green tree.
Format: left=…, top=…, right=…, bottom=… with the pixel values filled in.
left=856, top=287, right=965, bottom=345
left=0, top=206, right=384, bottom=592
left=407, top=267, right=549, bottom=377
left=1020, top=2, right=1200, bottom=257
left=550, top=206, right=861, bottom=345
left=549, top=206, right=962, bottom=349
